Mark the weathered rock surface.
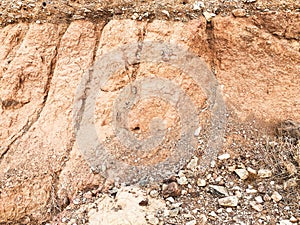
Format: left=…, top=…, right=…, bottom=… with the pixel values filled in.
left=87, top=186, right=166, bottom=225
left=0, top=11, right=299, bottom=223
left=213, top=15, right=300, bottom=122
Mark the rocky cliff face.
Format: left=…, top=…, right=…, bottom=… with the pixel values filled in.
left=0, top=6, right=299, bottom=224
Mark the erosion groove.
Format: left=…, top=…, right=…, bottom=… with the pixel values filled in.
left=0, top=2, right=299, bottom=224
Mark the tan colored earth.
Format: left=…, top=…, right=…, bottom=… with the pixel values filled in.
left=0, top=0, right=299, bottom=224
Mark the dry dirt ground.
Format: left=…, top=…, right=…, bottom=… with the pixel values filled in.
left=0, top=0, right=299, bottom=225
left=0, top=0, right=299, bottom=26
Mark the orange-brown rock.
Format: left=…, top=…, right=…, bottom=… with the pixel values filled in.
left=0, top=12, right=299, bottom=223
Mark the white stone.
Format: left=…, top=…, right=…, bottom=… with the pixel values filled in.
left=181, top=190, right=187, bottom=195
left=186, top=220, right=197, bottom=225
left=226, top=207, right=233, bottom=213
left=193, top=1, right=204, bottom=10
left=177, top=176, right=188, bottom=185
left=194, top=127, right=202, bottom=136
left=183, top=213, right=193, bottom=219
left=203, top=12, right=216, bottom=22
left=163, top=209, right=170, bottom=217
left=228, top=165, right=236, bottom=172
left=209, top=185, right=229, bottom=196
left=209, top=211, right=217, bottom=217
left=218, top=153, right=231, bottom=160
left=271, top=191, right=282, bottom=202
left=132, top=13, right=139, bottom=20
left=250, top=201, right=263, bottom=212
left=162, top=10, right=170, bottom=17
left=215, top=176, right=223, bottom=182
left=232, top=9, right=246, bottom=17
left=279, top=220, right=293, bottom=225
left=255, top=196, right=264, bottom=203
left=247, top=167, right=257, bottom=174
left=166, top=197, right=175, bottom=203
left=149, top=190, right=159, bottom=198
left=210, top=160, right=216, bottom=168
left=169, top=208, right=180, bottom=217
left=218, top=196, right=238, bottom=207
left=178, top=170, right=185, bottom=177
left=235, top=169, right=249, bottom=180
left=290, top=216, right=297, bottom=223
left=187, top=157, right=198, bottom=170
left=172, top=202, right=183, bottom=208
left=197, top=179, right=206, bottom=187
left=73, top=198, right=80, bottom=205
left=246, top=189, right=257, bottom=194
left=258, top=169, right=272, bottom=178
left=235, top=191, right=242, bottom=198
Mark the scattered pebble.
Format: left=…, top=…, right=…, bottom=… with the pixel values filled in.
left=271, top=191, right=282, bottom=202
left=197, top=179, right=206, bottom=187
left=132, top=13, right=139, bottom=20
left=162, top=182, right=181, bottom=197
left=177, top=176, right=188, bottom=185
left=166, top=197, right=175, bottom=203
left=283, top=178, right=298, bottom=189
left=246, top=188, right=257, bottom=194
left=234, top=168, right=249, bottom=180
left=169, top=208, right=180, bottom=217
left=232, top=9, right=246, bottom=17
left=194, top=127, right=202, bottom=136
left=255, top=196, right=264, bottom=203
left=226, top=207, right=233, bottom=213
left=279, top=220, right=293, bottom=225
left=73, top=198, right=80, bottom=205
left=250, top=201, right=263, bottom=212
left=247, top=167, right=257, bottom=174
left=186, top=219, right=197, bottom=225
left=258, top=169, right=272, bottom=178
left=162, top=10, right=170, bottom=17
left=193, top=1, right=204, bottom=11
left=289, top=216, right=297, bottom=223
left=187, top=157, right=198, bottom=170
left=218, top=153, right=231, bottom=160
left=218, top=196, right=238, bottom=207
left=149, top=190, right=159, bottom=198
left=209, top=211, right=218, bottom=217
left=203, top=11, right=216, bottom=22
left=209, top=185, right=229, bottom=196
left=284, top=162, right=297, bottom=175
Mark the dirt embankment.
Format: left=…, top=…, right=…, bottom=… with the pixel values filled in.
left=0, top=1, right=299, bottom=224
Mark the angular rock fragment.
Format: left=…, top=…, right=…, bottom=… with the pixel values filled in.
left=218, top=196, right=238, bottom=207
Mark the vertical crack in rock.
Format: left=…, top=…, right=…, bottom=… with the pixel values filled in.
left=126, top=22, right=148, bottom=82
left=73, top=22, right=106, bottom=134
left=205, top=20, right=217, bottom=76
left=43, top=26, right=71, bottom=217
left=0, top=25, right=68, bottom=160
left=52, top=22, right=107, bottom=217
